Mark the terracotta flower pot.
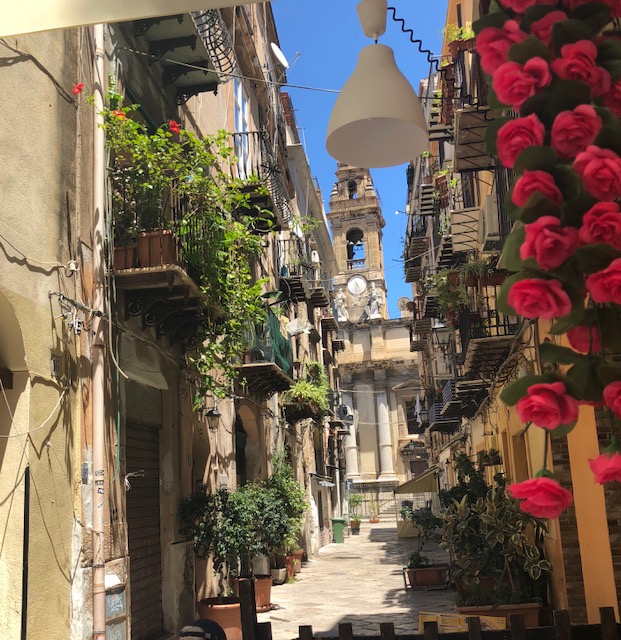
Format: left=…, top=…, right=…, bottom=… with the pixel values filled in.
left=292, top=549, right=303, bottom=574
left=406, top=564, right=448, bottom=588
left=137, top=229, right=177, bottom=267
left=113, top=244, right=136, bottom=270
left=284, top=555, right=295, bottom=579
left=197, top=597, right=242, bottom=640
left=231, top=576, right=273, bottom=612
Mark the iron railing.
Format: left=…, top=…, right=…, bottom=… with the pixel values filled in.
left=244, top=309, right=293, bottom=377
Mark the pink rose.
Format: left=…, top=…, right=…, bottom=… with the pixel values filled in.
left=520, top=216, right=579, bottom=269
left=493, top=58, right=552, bottom=110
left=477, top=21, right=528, bottom=75
left=589, top=451, right=621, bottom=483
left=551, top=41, right=611, bottom=97
left=604, top=79, right=621, bottom=118
left=603, top=381, right=621, bottom=418
left=567, top=324, right=602, bottom=353
left=516, top=381, right=579, bottom=429
left=496, top=114, right=546, bottom=169
left=564, top=0, right=621, bottom=18
left=501, top=0, right=557, bottom=13
left=508, top=278, right=573, bottom=319
left=586, top=257, right=621, bottom=304
left=551, top=105, right=602, bottom=159
left=531, top=11, right=568, bottom=47
left=512, top=170, right=563, bottom=207
left=579, top=202, right=621, bottom=250
left=509, top=476, right=573, bottom=519
left=574, top=146, right=621, bottom=201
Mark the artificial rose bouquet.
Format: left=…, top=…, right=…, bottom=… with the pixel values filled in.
left=473, top=0, right=621, bottom=518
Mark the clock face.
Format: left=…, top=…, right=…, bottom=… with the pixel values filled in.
left=347, top=275, right=367, bottom=296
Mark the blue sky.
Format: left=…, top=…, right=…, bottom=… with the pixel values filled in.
left=272, top=0, right=448, bottom=318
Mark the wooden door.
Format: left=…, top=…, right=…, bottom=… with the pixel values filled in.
left=126, top=423, right=163, bottom=640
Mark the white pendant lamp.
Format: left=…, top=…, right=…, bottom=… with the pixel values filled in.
left=326, top=0, right=428, bottom=169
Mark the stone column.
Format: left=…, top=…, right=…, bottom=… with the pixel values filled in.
left=342, top=391, right=360, bottom=479
left=377, top=390, right=397, bottom=480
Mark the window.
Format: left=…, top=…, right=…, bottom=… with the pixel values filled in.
left=346, top=228, right=365, bottom=269
left=234, top=78, right=250, bottom=178
left=348, top=180, right=358, bottom=199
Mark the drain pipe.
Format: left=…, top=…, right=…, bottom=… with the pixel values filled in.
left=20, top=465, right=30, bottom=640
left=92, top=22, right=107, bottom=640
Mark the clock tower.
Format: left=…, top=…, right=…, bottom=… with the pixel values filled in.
left=329, top=163, right=388, bottom=322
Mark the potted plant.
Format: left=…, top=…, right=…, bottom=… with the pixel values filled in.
left=368, top=497, right=380, bottom=523
left=444, top=23, right=476, bottom=57
left=283, top=361, right=330, bottom=423
left=478, top=448, right=502, bottom=467
left=439, top=459, right=550, bottom=627
left=403, top=508, right=448, bottom=588
left=349, top=493, right=364, bottom=534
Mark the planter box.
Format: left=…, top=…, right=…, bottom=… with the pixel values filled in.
left=113, top=245, right=136, bottom=270
left=137, top=229, right=177, bottom=267
left=457, top=602, right=542, bottom=628
left=406, top=564, right=449, bottom=588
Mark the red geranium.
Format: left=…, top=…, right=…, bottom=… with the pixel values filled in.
left=574, top=146, right=621, bottom=201
left=112, top=110, right=126, bottom=120
left=508, top=476, right=573, bottom=519
left=578, top=202, right=621, bottom=251
left=516, top=381, right=579, bottom=430
left=507, top=278, right=572, bottom=319
left=585, top=257, right=621, bottom=304
left=551, top=41, right=611, bottom=97
left=520, top=216, right=579, bottom=270
left=604, top=79, right=621, bottom=118
left=496, top=114, right=545, bottom=169
left=530, top=11, right=568, bottom=47
left=493, top=58, right=552, bottom=110
left=477, top=21, right=527, bottom=75
left=550, top=105, right=602, bottom=159
left=567, top=324, right=602, bottom=353
left=603, top=381, right=621, bottom=418
left=169, top=120, right=181, bottom=134
left=512, top=170, right=563, bottom=207
left=72, top=83, right=84, bottom=95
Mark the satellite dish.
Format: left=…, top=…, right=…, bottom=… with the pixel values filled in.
left=271, top=42, right=290, bottom=68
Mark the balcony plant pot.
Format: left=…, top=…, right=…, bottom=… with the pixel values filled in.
left=197, top=597, right=242, bottom=640
left=271, top=567, right=287, bottom=585
left=406, top=564, right=449, bottom=588
left=231, top=576, right=273, bottom=612
left=448, top=37, right=477, bottom=57
left=113, top=244, right=136, bottom=270
left=137, top=229, right=177, bottom=267
left=457, top=602, right=542, bottom=628
left=480, top=271, right=507, bottom=287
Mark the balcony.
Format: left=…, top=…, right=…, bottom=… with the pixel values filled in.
left=440, top=377, right=489, bottom=419
left=405, top=216, right=427, bottom=283
left=134, top=12, right=227, bottom=104
left=347, top=258, right=366, bottom=271
left=419, top=183, right=438, bottom=216
left=239, top=309, right=294, bottom=400
left=320, top=306, right=339, bottom=333
left=279, top=238, right=312, bottom=302
left=451, top=207, right=480, bottom=254
left=459, top=305, right=521, bottom=379
left=231, top=130, right=292, bottom=229
left=428, top=402, right=460, bottom=434
left=309, top=271, right=331, bottom=308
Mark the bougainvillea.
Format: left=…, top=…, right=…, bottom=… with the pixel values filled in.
left=475, top=0, right=621, bottom=518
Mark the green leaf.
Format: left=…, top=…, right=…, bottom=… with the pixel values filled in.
left=548, top=295, right=586, bottom=334
left=551, top=166, right=581, bottom=202
left=500, top=374, right=564, bottom=406
left=594, top=124, right=621, bottom=157
left=473, top=9, right=513, bottom=34
left=598, top=38, right=621, bottom=80
left=484, top=116, right=513, bottom=157
left=487, top=86, right=510, bottom=110
left=513, top=146, right=559, bottom=174
left=568, top=2, right=612, bottom=32
left=573, top=244, right=621, bottom=274
left=519, top=192, right=563, bottom=224
left=599, top=309, right=621, bottom=354
left=551, top=19, right=599, bottom=55
left=508, top=36, right=552, bottom=64
left=539, top=342, right=586, bottom=365
left=567, top=359, right=605, bottom=402
left=598, top=364, right=621, bottom=386
left=561, top=193, right=597, bottom=228
left=550, top=421, right=579, bottom=439
left=550, top=80, right=593, bottom=115
left=521, top=5, right=560, bottom=32
left=500, top=224, right=526, bottom=272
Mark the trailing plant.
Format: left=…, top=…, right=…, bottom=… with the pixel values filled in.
left=284, top=360, right=330, bottom=413
left=424, top=270, right=470, bottom=320
left=96, top=85, right=268, bottom=400
left=443, top=23, right=475, bottom=43
left=474, top=0, right=621, bottom=518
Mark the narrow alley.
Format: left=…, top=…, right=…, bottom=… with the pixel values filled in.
left=258, top=522, right=456, bottom=640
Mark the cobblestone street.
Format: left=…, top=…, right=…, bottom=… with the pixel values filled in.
left=258, top=521, right=457, bottom=640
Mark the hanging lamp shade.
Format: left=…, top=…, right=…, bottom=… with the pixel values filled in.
left=326, top=44, right=428, bottom=169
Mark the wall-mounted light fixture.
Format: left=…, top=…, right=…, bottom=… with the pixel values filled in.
left=326, top=0, right=428, bottom=168
left=205, top=406, right=221, bottom=432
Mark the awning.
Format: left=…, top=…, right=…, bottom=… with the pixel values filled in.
left=393, top=467, right=438, bottom=495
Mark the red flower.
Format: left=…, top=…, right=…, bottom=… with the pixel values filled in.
left=496, top=114, right=545, bottom=169
left=530, top=11, right=568, bottom=47
left=567, top=324, right=602, bottom=353
left=476, top=21, right=527, bottom=75
left=508, top=476, right=573, bottom=519
left=563, top=0, right=621, bottom=18
left=169, top=119, right=181, bottom=134
left=586, top=258, right=621, bottom=304
left=500, top=0, right=557, bottom=13
left=574, top=146, right=621, bottom=201
left=604, top=79, right=621, bottom=118
left=520, top=216, right=579, bottom=270
left=590, top=451, right=621, bottom=484
left=72, top=83, right=84, bottom=95
left=579, top=202, right=621, bottom=251
left=512, top=170, right=563, bottom=208
left=507, top=278, right=572, bottom=319
left=551, top=41, right=611, bottom=97
left=493, top=58, right=551, bottom=110
left=603, top=381, right=621, bottom=418
left=112, top=110, right=126, bottom=120
left=516, top=381, right=579, bottom=430
left=551, top=105, right=602, bottom=159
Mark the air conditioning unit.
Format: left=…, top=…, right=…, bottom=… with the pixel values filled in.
left=337, top=405, right=354, bottom=422
left=311, top=250, right=321, bottom=263
left=479, top=195, right=501, bottom=253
